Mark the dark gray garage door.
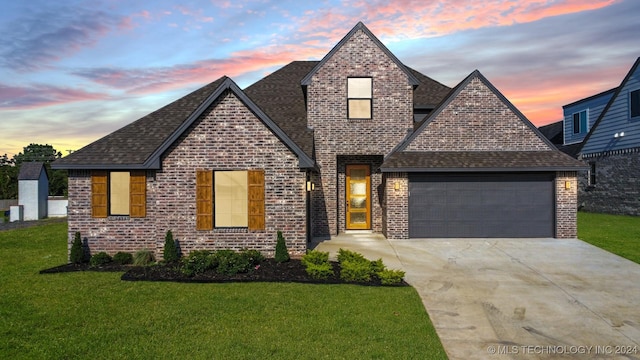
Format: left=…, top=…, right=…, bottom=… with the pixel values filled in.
left=409, top=173, right=555, bottom=238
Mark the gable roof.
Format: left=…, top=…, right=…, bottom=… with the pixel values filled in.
left=538, top=121, right=563, bottom=145
left=53, top=77, right=315, bottom=170
left=301, top=22, right=420, bottom=86
left=18, top=162, right=47, bottom=180
left=394, top=70, right=557, bottom=153
left=578, top=57, right=640, bottom=156
left=381, top=70, right=586, bottom=172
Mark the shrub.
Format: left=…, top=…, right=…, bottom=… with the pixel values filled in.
left=69, top=231, right=86, bottom=264
left=90, top=252, right=112, bottom=266
left=370, top=258, right=386, bottom=273
left=340, top=260, right=372, bottom=283
left=240, top=249, right=264, bottom=267
left=163, top=230, right=180, bottom=263
left=113, top=252, right=133, bottom=265
left=306, top=263, right=334, bottom=280
left=337, top=248, right=367, bottom=264
left=301, top=250, right=329, bottom=266
left=274, top=231, right=290, bottom=263
left=181, top=250, right=216, bottom=276
left=133, top=249, right=155, bottom=266
left=377, top=269, right=406, bottom=285
left=215, top=250, right=247, bottom=275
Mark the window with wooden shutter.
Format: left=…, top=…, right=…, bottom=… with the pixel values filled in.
left=91, top=171, right=108, bottom=218
left=130, top=171, right=146, bottom=218
left=248, top=170, right=265, bottom=231
left=196, top=170, right=213, bottom=230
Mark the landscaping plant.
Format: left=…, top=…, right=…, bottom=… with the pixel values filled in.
left=112, top=252, right=133, bottom=265
left=301, top=250, right=333, bottom=280
left=69, top=231, right=85, bottom=264
left=274, top=230, right=290, bottom=263
left=162, top=230, right=180, bottom=263
left=90, top=252, right=112, bottom=267
left=133, top=249, right=155, bottom=266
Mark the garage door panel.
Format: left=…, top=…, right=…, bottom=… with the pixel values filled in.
left=409, top=173, right=554, bottom=238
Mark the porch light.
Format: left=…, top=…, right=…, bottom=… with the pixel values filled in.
left=565, top=181, right=571, bottom=190
left=306, top=181, right=315, bottom=192
left=394, top=181, right=400, bottom=191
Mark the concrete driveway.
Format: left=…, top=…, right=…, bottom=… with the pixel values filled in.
left=315, top=235, right=640, bottom=360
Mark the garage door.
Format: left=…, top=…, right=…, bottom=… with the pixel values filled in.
left=409, top=173, right=555, bottom=238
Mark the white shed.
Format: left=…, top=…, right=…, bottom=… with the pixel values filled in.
left=18, top=162, right=48, bottom=221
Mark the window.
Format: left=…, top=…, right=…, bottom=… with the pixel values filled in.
left=347, top=77, right=372, bottom=119
left=572, top=110, right=588, bottom=134
left=631, top=89, right=640, bottom=118
left=589, top=162, right=597, bottom=186
left=196, top=169, right=264, bottom=231
left=91, top=170, right=146, bottom=218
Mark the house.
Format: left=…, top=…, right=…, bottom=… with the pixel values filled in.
left=575, top=57, right=640, bottom=215
left=52, top=22, right=584, bottom=259
left=17, top=162, right=48, bottom=221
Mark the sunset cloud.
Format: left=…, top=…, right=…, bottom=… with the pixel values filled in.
left=0, top=83, right=110, bottom=110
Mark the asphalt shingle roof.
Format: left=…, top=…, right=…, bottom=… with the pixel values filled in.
left=18, top=162, right=47, bottom=180
left=381, top=151, right=587, bottom=172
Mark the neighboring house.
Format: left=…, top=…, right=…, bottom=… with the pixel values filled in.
left=576, top=57, right=640, bottom=215
left=52, top=22, right=584, bottom=259
left=17, top=162, right=48, bottom=221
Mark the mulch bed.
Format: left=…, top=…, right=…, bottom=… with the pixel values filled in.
left=40, top=258, right=408, bottom=286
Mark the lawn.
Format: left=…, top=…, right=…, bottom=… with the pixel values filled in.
left=0, top=221, right=447, bottom=359
left=578, top=211, right=640, bottom=264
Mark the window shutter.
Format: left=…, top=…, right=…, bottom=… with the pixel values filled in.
left=91, top=171, right=108, bottom=218
left=196, top=170, right=213, bottom=230
left=248, top=170, right=265, bottom=231
left=130, top=171, right=146, bottom=218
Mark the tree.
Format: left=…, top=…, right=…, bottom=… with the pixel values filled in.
left=0, top=155, right=17, bottom=199
left=13, top=144, right=67, bottom=197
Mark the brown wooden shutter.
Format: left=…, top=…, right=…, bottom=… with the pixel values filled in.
left=248, top=169, right=265, bottom=231
left=129, top=171, right=146, bottom=218
left=196, top=170, right=213, bottom=230
left=91, top=171, right=108, bottom=218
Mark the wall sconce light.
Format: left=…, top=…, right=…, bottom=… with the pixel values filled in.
left=394, top=181, right=400, bottom=191
left=306, top=181, right=315, bottom=192
left=565, top=181, right=571, bottom=190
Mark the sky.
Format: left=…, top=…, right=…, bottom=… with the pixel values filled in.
left=1, top=0, right=639, bottom=158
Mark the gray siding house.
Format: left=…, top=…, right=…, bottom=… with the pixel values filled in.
left=53, top=23, right=584, bottom=260
left=577, top=57, right=640, bottom=215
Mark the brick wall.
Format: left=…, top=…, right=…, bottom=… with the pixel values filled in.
left=406, top=77, right=549, bottom=152
left=579, top=152, right=640, bottom=216
left=307, top=29, right=414, bottom=236
left=382, top=172, right=408, bottom=239
left=67, top=90, right=307, bottom=260
left=556, top=171, right=578, bottom=238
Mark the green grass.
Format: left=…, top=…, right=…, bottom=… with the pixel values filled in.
left=0, top=222, right=447, bottom=359
left=579, top=211, right=640, bottom=264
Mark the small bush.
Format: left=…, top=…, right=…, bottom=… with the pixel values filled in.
left=377, top=269, right=406, bottom=285
left=240, top=249, right=264, bottom=267
left=163, top=230, right=180, bottom=263
left=215, top=250, right=247, bottom=275
left=274, top=231, right=290, bottom=263
left=181, top=250, right=216, bottom=276
left=305, top=262, right=334, bottom=280
left=340, top=260, right=372, bottom=283
left=113, top=252, right=133, bottom=265
left=69, top=231, right=86, bottom=264
left=301, top=250, right=329, bottom=266
left=90, top=252, right=112, bottom=266
left=133, top=249, right=155, bottom=266
left=337, top=248, right=367, bottom=264
left=370, top=258, right=386, bottom=273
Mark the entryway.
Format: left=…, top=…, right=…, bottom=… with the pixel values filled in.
left=346, top=164, right=371, bottom=230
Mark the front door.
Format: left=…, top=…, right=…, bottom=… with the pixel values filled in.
left=346, top=164, right=371, bottom=229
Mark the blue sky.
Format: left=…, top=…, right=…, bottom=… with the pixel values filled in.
left=1, top=0, right=638, bottom=157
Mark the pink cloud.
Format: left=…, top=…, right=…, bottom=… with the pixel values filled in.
left=0, top=83, right=110, bottom=110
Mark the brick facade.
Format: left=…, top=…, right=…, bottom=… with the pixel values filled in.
left=67, top=91, right=307, bottom=259
left=556, top=172, right=578, bottom=238
left=579, top=152, right=640, bottom=216
left=406, top=77, right=549, bottom=152
left=382, top=172, right=408, bottom=239
left=307, top=29, right=414, bottom=236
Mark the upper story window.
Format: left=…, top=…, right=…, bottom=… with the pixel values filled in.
left=572, top=110, right=588, bottom=134
left=347, top=77, right=372, bottom=119
left=630, top=89, right=640, bottom=119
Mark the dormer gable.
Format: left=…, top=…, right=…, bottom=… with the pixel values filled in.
left=301, top=22, right=419, bottom=87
